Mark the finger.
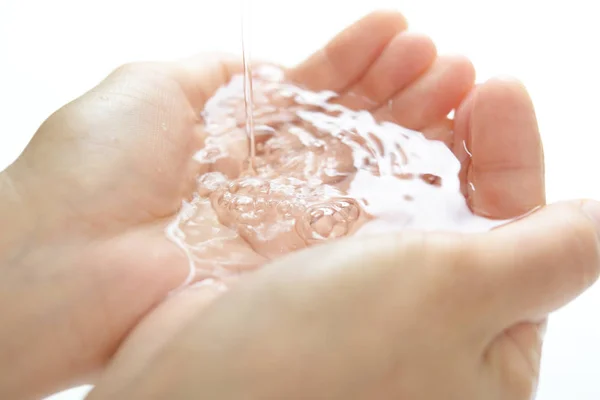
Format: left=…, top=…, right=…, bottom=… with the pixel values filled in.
left=333, top=32, right=437, bottom=110
left=288, top=11, right=408, bottom=92
left=469, top=200, right=600, bottom=331
left=420, top=117, right=454, bottom=146
left=372, top=54, right=475, bottom=131
left=453, top=77, right=545, bottom=219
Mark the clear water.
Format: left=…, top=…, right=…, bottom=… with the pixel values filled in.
left=166, top=66, right=504, bottom=284
left=241, top=0, right=256, bottom=170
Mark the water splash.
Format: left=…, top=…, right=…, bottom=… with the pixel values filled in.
left=170, top=66, right=506, bottom=283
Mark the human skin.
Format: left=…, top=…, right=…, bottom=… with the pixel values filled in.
left=88, top=201, right=600, bottom=400
left=0, top=9, right=555, bottom=399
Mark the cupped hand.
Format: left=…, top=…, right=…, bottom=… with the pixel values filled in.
left=289, top=11, right=544, bottom=219
left=88, top=200, right=600, bottom=400
left=89, top=10, right=554, bottom=400
left=90, top=10, right=557, bottom=400
left=0, top=10, right=544, bottom=399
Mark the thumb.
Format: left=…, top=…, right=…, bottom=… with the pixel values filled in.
left=470, top=200, right=600, bottom=329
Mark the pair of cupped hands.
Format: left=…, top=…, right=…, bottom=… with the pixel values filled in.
left=0, top=10, right=598, bottom=400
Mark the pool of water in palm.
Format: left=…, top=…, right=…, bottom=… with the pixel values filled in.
left=166, top=65, right=502, bottom=282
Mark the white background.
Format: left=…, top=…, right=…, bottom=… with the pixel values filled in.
left=1, top=0, right=598, bottom=399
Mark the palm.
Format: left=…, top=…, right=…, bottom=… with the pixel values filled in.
left=22, top=64, right=219, bottom=228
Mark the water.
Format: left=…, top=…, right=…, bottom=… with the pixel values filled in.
left=241, top=0, right=256, bottom=170
left=166, top=66, right=505, bottom=284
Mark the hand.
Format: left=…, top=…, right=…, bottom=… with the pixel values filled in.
left=0, top=55, right=236, bottom=397
left=88, top=8, right=550, bottom=396
left=87, top=200, right=600, bottom=400
left=289, top=12, right=544, bottom=219
left=0, top=10, right=542, bottom=399
left=92, top=9, right=554, bottom=399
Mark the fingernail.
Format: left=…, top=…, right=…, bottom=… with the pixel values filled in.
left=580, top=200, right=600, bottom=237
